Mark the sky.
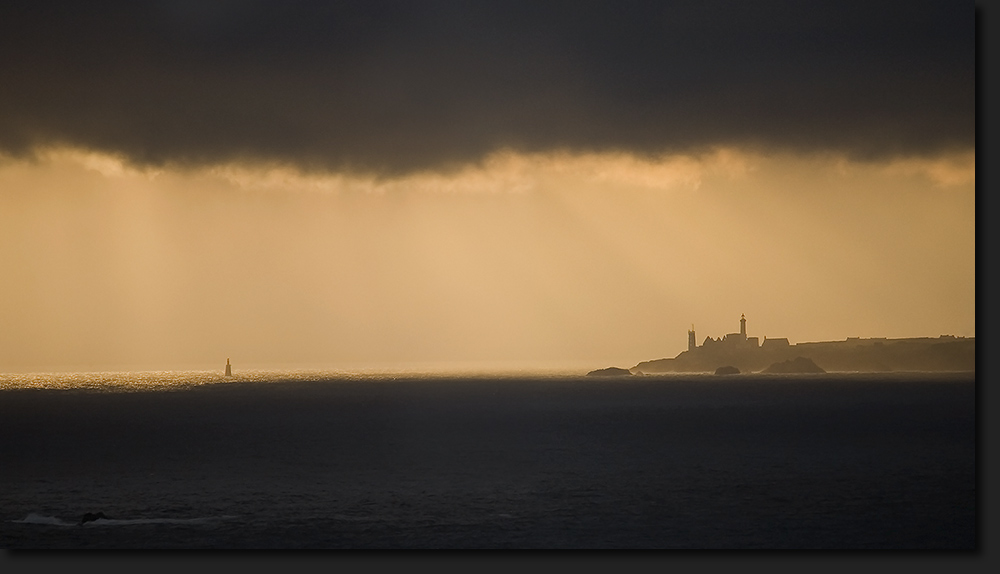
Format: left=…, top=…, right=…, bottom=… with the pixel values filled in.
left=0, top=1, right=976, bottom=373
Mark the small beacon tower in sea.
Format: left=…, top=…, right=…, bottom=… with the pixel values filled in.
left=225, top=358, right=232, bottom=376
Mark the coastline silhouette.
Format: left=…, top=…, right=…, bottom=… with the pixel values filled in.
left=594, top=315, right=974, bottom=375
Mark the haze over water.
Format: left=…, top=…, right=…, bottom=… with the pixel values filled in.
left=0, top=2, right=974, bottom=374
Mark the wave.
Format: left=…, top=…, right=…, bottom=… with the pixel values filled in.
left=11, top=513, right=238, bottom=527
left=11, top=513, right=75, bottom=526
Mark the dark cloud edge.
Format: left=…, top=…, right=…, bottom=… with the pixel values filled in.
left=0, top=135, right=976, bottom=182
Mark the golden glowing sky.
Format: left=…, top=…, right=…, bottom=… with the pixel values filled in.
left=0, top=146, right=974, bottom=372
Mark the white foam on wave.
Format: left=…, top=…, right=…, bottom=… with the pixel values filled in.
left=82, top=516, right=238, bottom=526
left=11, top=513, right=238, bottom=527
left=11, top=513, right=75, bottom=526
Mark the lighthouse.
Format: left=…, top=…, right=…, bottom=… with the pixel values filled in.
left=740, top=314, right=747, bottom=340
left=225, top=358, right=232, bottom=377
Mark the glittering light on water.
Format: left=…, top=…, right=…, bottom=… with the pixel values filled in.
left=0, top=367, right=591, bottom=392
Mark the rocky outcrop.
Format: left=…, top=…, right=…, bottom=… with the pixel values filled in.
left=714, top=365, right=740, bottom=375
left=587, top=367, right=633, bottom=377
left=762, top=356, right=825, bottom=374
left=79, top=512, right=108, bottom=525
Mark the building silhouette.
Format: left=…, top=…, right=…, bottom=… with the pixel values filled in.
left=633, top=314, right=975, bottom=374
left=760, top=337, right=789, bottom=350
left=696, top=314, right=759, bottom=350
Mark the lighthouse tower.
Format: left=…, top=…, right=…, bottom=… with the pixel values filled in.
left=688, top=325, right=696, bottom=351
left=740, top=314, right=747, bottom=340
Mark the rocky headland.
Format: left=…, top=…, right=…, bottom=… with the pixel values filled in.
left=631, top=319, right=973, bottom=375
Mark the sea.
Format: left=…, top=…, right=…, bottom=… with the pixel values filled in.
left=0, top=370, right=976, bottom=550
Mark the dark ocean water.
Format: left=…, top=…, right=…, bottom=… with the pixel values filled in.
left=0, top=371, right=975, bottom=549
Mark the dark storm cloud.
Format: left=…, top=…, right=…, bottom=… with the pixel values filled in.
left=0, top=1, right=974, bottom=174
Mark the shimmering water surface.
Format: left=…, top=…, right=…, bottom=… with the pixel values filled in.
left=0, top=370, right=975, bottom=549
